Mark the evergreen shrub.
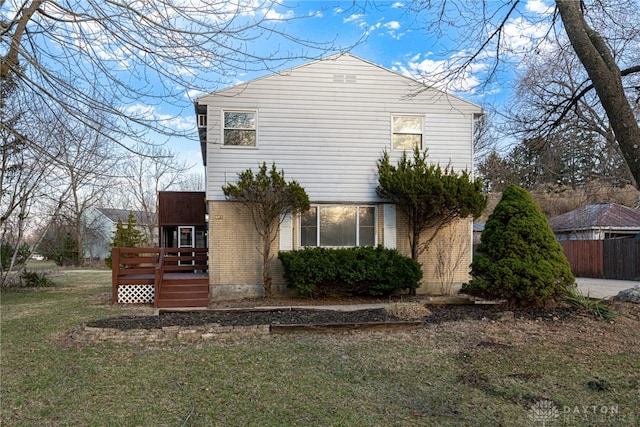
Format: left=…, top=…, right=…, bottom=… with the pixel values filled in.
left=105, top=212, right=145, bottom=268
left=278, top=246, right=422, bottom=297
left=462, top=185, right=575, bottom=306
left=21, top=271, right=55, bottom=288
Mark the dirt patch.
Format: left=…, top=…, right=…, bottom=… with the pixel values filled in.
left=87, top=302, right=586, bottom=330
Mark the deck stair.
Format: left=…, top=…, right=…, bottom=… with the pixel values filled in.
left=155, top=273, right=209, bottom=308
left=112, top=247, right=209, bottom=308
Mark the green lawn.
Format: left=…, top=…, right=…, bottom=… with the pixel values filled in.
left=1, top=264, right=638, bottom=426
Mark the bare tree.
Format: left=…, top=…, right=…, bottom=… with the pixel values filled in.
left=555, top=1, right=640, bottom=186
left=406, top=0, right=640, bottom=188
left=1, top=1, right=340, bottom=148
left=507, top=41, right=633, bottom=182
left=0, top=80, right=66, bottom=283
left=120, top=144, right=192, bottom=245
left=54, top=117, right=122, bottom=264
left=178, top=172, right=206, bottom=192
left=2, top=71, right=123, bottom=273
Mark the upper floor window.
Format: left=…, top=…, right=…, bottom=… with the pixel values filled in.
left=300, top=205, right=376, bottom=247
left=392, top=115, right=422, bottom=150
left=223, top=110, right=256, bottom=146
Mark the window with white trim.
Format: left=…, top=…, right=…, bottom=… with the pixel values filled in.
left=300, top=205, right=376, bottom=247
left=392, top=115, right=423, bottom=150
left=223, top=110, right=256, bottom=146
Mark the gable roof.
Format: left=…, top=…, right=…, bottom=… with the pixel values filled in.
left=195, top=52, right=481, bottom=112
left=548, top=203, right=640, bottom=232
left=96, top=208, right=154, bottom=225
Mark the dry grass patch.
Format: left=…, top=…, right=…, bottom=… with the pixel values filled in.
left=384, top=302, right=431, bottom=319
left=2, top=267, right=640, bottom=426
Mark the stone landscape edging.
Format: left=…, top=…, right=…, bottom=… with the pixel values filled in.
left=70, top=320, right=424, bottom=344
left=71, top=323, right=271, bottom=344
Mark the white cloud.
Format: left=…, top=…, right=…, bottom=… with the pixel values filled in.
left=392, top=52, right=483, bottom=94
left=502, top=16, right=553, bottom=55
left=263, top=7, right=295, bottom=20
left=186, top=89, right=205, bottom=100
left=380, top=20, right=403, bottom=39
left=384, top=21, right=401, bottom=30
left=526, top=0, right=554, bottom=16
left=124, top=104, right=195, bottom=131
left=391, top=2, right=405, bottom=8
left=124, top=103, right=155, bottom=117
left=160, top=115, right=194, bottom=131
left=344, top=13, right=364, bottom=23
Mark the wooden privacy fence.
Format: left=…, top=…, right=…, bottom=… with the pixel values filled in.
left=559, top=239, right=640, bottom=280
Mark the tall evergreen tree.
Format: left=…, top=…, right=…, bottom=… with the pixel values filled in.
left=105, top=212, right=144, bottom=268
left=462, top=185, right=575, bottom=307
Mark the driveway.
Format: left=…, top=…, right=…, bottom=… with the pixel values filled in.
left=575, top=277, right=639, bottom=299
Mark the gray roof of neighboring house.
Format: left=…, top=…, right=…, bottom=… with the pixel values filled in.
left=473, top=222, right=485, bottom=232
left=96, top=208, right=154, bottom=225
left=548, top=202, right=640, bottom=232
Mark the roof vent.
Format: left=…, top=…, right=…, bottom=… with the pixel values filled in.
left=333, top=74, right=357, bottom=84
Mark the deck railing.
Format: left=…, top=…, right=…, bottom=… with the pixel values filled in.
left=111, top=247, right=208, bottom=305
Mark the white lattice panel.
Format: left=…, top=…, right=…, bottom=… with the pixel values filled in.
left=118, top=285, right=154, bottom=304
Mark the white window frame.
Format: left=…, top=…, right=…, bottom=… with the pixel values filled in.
left=391, top=114, right=423, bottom=151
left=298, top=205, right=377, bottom=248
left=222, top=109, right=257, bottom=147
left=197, top=114, right=207, bottom=128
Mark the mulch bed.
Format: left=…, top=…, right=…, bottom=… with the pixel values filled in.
left=87, top=304, right=581, bottom=330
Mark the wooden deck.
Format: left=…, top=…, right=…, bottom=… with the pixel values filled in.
left=111, top=247, right=209, bottom=308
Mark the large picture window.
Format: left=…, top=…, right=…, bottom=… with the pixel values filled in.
left=223, top=110, right=256, bottom=146
left=392, top=115, right=423, bottom=150
left=300, top=205, right=376, bottom=247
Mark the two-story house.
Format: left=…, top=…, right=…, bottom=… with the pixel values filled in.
left=195, top=53, right=482, bottom=300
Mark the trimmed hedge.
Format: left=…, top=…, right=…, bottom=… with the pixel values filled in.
left=278, top=246, right=422, bottom=297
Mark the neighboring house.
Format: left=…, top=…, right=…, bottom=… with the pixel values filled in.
left=549, top=202, right=640, bottom=280
left=195, top=53, right=482, bottom=299
left=549, top=202, right=640, bottom=241
left=82, top=208, right=156, bottom=259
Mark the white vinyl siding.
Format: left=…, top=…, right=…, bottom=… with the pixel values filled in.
left=199, top=54, right=481, bottom=202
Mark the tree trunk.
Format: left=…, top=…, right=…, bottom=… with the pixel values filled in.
left=262, top=220, right=279, bottom=298
left=263, top=234, right=272, bottom=298
left=1, top=0, right=44, bottom=79
left=556, top=0, right=640, bottom=188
